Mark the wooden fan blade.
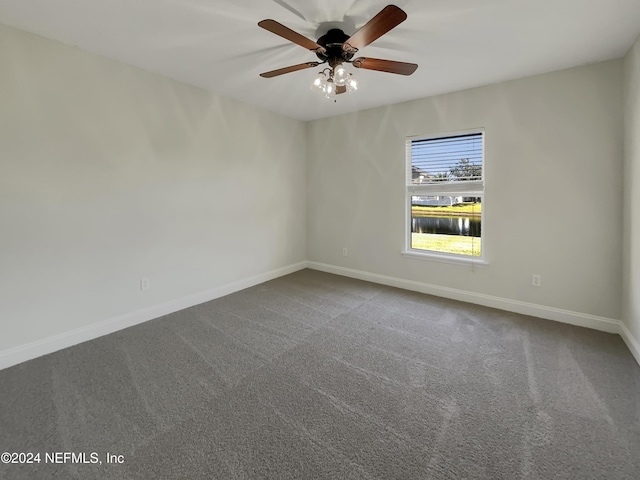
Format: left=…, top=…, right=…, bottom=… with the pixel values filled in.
left=352, top=57, right=417, bottom=75
left=342, top=5, right=407, bottom=53
left=259, top=62, right=320, bottom=78
left=258, top=19, right=326, bottom=54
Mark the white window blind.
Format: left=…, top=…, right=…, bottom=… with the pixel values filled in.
left=409, top=132, right=483, bottom=185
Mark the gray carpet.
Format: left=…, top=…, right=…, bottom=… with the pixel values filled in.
left=1, top=269, right=639, bottom=480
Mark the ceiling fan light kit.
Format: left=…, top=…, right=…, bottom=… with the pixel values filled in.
left=258, top=4, right=417, bottom=101
left=310, top=65, right=358, bottom=98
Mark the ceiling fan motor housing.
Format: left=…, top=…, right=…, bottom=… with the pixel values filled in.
left=316, top=29, right=354, bottom=66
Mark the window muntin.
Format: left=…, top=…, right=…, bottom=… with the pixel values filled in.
left=406, top=131, right=484, bottom=259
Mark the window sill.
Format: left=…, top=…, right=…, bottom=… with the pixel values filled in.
left=401, top=250, right=489, bottom=267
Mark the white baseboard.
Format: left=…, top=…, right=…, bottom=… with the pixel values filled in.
left=4, top=260, right=638, bottom=371
left=307, top=262, right=624, bottom=335
left=308, top=262, right=640, bottom=367
left=619, top=322, right=640, bottom=366
left=0, top=262, right=307, bottom=371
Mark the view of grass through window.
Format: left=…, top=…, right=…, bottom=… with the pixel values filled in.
left=408, top=132, right=483, bottom=257
left=411, top=196, right=481, bottom=256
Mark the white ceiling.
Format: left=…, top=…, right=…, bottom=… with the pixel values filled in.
left=1, top=0, right=640, bottom=121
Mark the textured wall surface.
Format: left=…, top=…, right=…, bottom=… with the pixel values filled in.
left=0, top=24, right=306, bottom=351
left=307, top=60, right=623, bottom=320
left=623, top=34, right=640, bottom=342
left=0, top=20, right=632, bottom=358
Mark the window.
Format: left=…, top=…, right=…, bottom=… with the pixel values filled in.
left=404, top=130, right=484, bottom=262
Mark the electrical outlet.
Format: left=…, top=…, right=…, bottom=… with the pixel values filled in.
left=342, top=247, right=348, bottom=257
left=531, top=274, right=541, bottom=287
left=140, top=277, right=150, bottom=291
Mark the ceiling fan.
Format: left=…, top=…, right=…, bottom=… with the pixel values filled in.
left=258, top=4, right=418, bottom=99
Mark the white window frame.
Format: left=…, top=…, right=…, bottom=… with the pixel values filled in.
left=402, top=128, right=487, bottom=266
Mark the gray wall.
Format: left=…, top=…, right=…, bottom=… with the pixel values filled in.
left=623, top=34, right=640, bottom=343
left=0, top=24, right=307, bottom=351
left=1, top=21, right=633, bottom=359
left=307, top=60, right=623, bottom=320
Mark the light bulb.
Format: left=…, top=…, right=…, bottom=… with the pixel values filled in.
left=346, top=75, right=358, bottom=93
left=333, top=64, right=350, bottom=87
left=310, top=72, right=327, bottom=94
left=324, top=79, right=336, bottom=99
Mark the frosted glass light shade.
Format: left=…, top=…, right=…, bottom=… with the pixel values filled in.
left=333, top=64, right=350, bottom=87
left=346, top=75, right=358, bottom=93
left=311, top=72, right=327, bottom=94
left=324, top=79, right=337, bottom=99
